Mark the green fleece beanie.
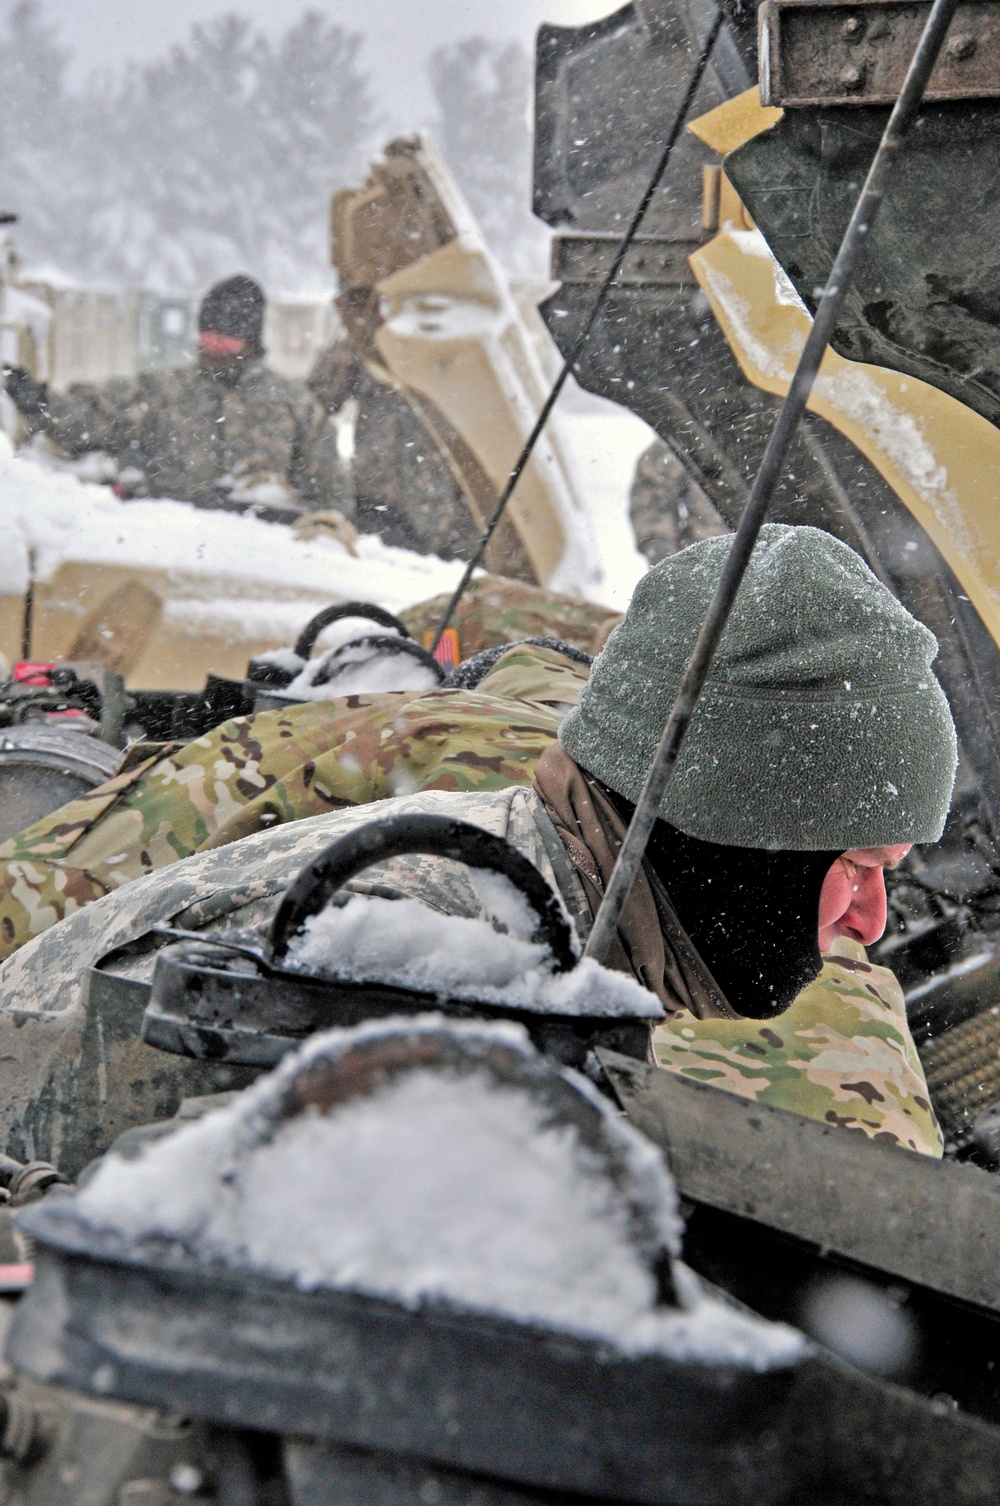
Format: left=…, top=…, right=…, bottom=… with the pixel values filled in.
left=560, top=524, right=957, bottom=850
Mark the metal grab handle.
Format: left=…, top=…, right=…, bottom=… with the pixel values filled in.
left=269, top=812, right=578, bottom=972
left=310, top=633, right=444, bottom=687
left=294, top=600, right=413, bottom=661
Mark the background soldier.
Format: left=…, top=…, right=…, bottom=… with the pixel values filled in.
left=3, top=274, right=347, bottom=519
left=308, top=335, right=479, bottom=560
left=629, top=437, right=727, bottom=565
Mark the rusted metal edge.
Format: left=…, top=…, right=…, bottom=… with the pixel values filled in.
left=760, top=0, right=1000, bottom=106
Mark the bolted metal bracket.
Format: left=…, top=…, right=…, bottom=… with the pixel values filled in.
left=760, top=0, right=1000, bottom=106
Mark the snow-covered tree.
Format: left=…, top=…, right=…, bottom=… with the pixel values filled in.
left=427, top=38, right=548, bottom=276
left=0, top=1, right=79, bottom=268
left=0, top=5, right=377, bottom=293
left=0, top=9, right=549, bottom=293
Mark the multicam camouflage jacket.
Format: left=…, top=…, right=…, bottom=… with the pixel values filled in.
left=653, top=936, right=943, bottom=1158
left=0, top=779, right=941, bottom=1167
left=399, top=575, right=623, bottom=660
left=0, top=644, right=589, bottom=964
left=28, top=357, right=344, bottom=513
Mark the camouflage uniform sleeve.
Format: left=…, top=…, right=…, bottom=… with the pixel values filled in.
left=289, top=389, right=354, bottom=518
left=35, top=373, right=147, bottom=458
left=651, top=936, right=944, bottom=1157
left=474, top=643, right=591, bottom=714
left=0, top=684, right=564, bottom=963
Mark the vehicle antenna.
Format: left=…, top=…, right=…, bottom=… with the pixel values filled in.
left=585, top=0, right=962, bottom=965
left=428, top=5, right=726, bottom=654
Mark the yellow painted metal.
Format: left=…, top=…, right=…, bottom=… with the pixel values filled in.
left=687, top=87, right=783, bottom=155
left=687, top=93, right=1000, bottom=649
left=3, top=559, right=345, bottom=690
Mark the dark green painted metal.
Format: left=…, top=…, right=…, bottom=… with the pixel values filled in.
left=727, top=102, right=1000, bottom=431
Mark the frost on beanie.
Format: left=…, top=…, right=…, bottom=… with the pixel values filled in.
left=560, top=524, right=957, bottom=851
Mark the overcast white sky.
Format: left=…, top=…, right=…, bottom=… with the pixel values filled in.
left=43, top=1, right=622, bottom=132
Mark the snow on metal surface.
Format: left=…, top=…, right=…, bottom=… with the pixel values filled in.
left=0, top=431, right=462, bottom=608
left=62, top=1018, right=804, bottom=1367
left=284, top=638, right=441, bottom=699
left=285, top=894, right=661, bottom=1018
left=0, top=408, right=653, bottom=617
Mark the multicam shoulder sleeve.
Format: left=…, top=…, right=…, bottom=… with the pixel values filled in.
left=652, top=935, right=944, bottom=1157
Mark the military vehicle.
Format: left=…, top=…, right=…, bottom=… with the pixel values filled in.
left=0, top=1, right=999, bottom=1502
left=533, top=0, right=1000, bottom=1147
left=0, top=139, right=599, bottom=697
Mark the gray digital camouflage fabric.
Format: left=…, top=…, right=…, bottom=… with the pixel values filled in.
left=26, top=357, right=345, bottom=513
left=0, top=786, right=583, bottom=1171
left=628, top=438, right=727, bottom=566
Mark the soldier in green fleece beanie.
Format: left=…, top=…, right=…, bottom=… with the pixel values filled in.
left=550, top=522, right=957, bottom=1033
left=561, top=522, right=956, bottom=852
left=557, top=522, right=956, bottom=1156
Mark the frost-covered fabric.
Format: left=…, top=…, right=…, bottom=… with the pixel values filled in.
left=561, top=523, right=957, bottom=849
left=653, top=937, right=943, bottom=1158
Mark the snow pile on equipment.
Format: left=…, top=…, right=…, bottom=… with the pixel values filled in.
left=58, top=1019, right=802, bottom=1368
left=284, top=641, right=440, bottom=696
left=283, top=626, right=441, bottom=699
left=0, top=431, right=462, bottom=620
left=286, top=892, right=663, bottom=1019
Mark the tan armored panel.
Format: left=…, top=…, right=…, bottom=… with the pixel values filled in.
left=330, top=136, right=600, bottom=595
left=688, top=88, right=1000, bottom=652
left=331, top=137, right=457, bottom=293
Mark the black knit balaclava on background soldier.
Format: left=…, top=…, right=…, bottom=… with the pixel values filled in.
left=198, top=275, right=266, bottom=354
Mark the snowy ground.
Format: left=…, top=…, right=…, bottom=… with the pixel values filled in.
left=557, top=390, right=655, bottom=611
left=0, top=393, right=657, bottom=650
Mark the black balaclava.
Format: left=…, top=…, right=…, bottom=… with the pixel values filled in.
left=198, top=275, right=266, bottom=352
left=607, top=789, right=838, bottom=1019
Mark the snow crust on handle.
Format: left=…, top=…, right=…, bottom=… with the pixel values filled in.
left=286, top=893, right=662, bottom=1018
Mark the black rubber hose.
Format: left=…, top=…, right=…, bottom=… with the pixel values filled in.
left=294, top=601, right=412, bottom=661
left=270, top=812, right=577, bottom=972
